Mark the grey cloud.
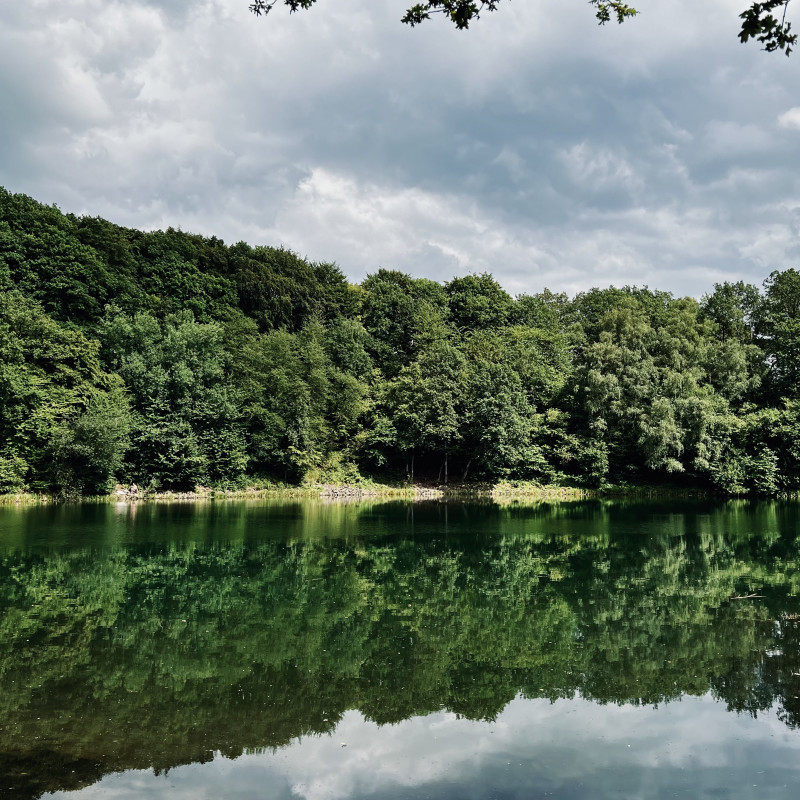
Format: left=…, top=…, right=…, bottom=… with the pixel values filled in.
left=1, top=0, right=799, bottom=297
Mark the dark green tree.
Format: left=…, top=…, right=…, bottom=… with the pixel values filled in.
left=757, top=268, right=800, bottom=401
left=361, top=270, right=451, bottom=377
left=383, top=340, right=465, bottom=480
left=100, top=310, right=247, bottom=489
left=250, top=0, right=795, bottom=55
left=445, top=273, right=515, bottom=332
left=0, top=292, right=130, bottom=494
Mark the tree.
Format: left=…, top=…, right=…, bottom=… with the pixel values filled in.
left=100, top=310, right=248, bottom=490
left=445, top=273, right=514, bottom=332
left=460, top=350, right=544, bottom=480
left=383, top=341, right=465, bottom=480
left=250, top=1, right=637, bottom=28
left=757, top=268, right=800, bottom=402
left=0, top=292, right=130, bottom=495
left=361, top=269, right=451, bottom=377
left=229, top=243, right=357, bottom=332
left=250, top=0, right=796, bottom=55
left=699, top=281, right=764, bottom=406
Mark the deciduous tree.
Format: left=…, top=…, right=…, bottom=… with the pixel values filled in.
left=250, top=0, right=796, bottom=55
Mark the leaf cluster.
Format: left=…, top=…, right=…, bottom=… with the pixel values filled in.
left=739, top=0, right=796, bottom=55
left=249, top=0, right=795, bottom=55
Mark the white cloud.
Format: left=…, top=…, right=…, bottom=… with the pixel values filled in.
left=704, top=120, right=775, bottom=154
left=268, top=160, right=798, bottom=298
left=778, top=107, right=800, bottom=130
left=558, top=142, right=644, bottom=196
left=270, top=167, right=507, bottom=275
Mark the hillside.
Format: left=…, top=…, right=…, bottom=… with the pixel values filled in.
left=2, top=186, right=799, bottom=496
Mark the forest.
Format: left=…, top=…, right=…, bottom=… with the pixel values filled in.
left=1, top=185, right=800, bottom=497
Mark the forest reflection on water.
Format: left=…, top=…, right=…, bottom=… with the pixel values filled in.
left=2, top=497, right=800, bottom=799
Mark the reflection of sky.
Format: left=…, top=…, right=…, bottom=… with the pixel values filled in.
left=45, top=694, right=800, bottom=800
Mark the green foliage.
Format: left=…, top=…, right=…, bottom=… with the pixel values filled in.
left=251, top=0, right=638, bottom=31
left=46, top=390, right=132, bottom=495
left=701, top=280, right=760, bottom=343
left=361, top=269, right=451, bottom=376
left=757, top=268, right=800, bottom=401
left=132, top=229, right=238, bottom=322
left=100, top=310, right=246, bottom=489
left=230, top=243, right=356, bottom=331
left=0, top=452, right=27, bottom=493
left=589, top=0, right=638, bottom=25
left=459, top=331, right=548, bottom=480
left=0, top=291, right=130, bottom=495
left=251, top=0, right=796, bottom=56
left=462, top=360, right=543, bottom=479
left=445, top=272, right=514, bottom=331
left=739, top=0, right=796, bottom=55
left=0, top=189, right=116, bottom=325
left=383, top=340, right=465, bottom=471
left=3, top=185, right=800, bottom=496
left=515, top=289, right=572, bottom=332
left=324, top=316, right=374, bottom=380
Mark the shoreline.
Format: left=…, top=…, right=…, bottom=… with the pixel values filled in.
left=0, top=481, right=716, bottom=506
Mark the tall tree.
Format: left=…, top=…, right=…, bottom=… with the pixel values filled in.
left=445, top=273, right=514, bottom=333
left=361, top=270, right=451, bottom=377
left=100, top=310, right=247, bottom=490
left=383, top=341, right=464, bottom=480
left=758, top=268, right=800, bottom=402
left=0, top=292, right=130, bottom=495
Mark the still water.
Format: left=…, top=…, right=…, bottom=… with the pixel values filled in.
left=1, top=498, right=800, bottom=799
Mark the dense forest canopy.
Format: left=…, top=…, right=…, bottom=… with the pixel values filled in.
left=249, top=0, right=797, bottom=56
left=2, top=185, right=800, bottom=496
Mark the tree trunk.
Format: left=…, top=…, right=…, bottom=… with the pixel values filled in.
left=461, top=458, right=473, bottom=482
left=444, top=451, right=448, bottom=485
left=411, top=451, right=415, bottom=482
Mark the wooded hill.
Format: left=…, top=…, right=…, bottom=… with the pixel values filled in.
left=1, top=186, right=799, bottom=496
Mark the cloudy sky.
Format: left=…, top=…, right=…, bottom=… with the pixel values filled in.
left=1, top=0, right=799, bottom=297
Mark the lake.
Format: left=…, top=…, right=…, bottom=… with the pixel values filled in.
left=1, top=498, right=800, bottom=799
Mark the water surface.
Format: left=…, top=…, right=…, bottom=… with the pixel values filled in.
left=1, top=498, right=800, bottom=798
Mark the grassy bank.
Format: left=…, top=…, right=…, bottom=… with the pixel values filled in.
left=0, top=492, right=59, bottom=506
left=0, top=479, right=718, bottom=506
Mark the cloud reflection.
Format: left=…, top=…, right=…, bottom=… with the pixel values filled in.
left=46, top=693, right=800, bottom=800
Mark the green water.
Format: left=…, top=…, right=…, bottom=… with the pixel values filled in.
left=2, top=498, right=800, bottom=799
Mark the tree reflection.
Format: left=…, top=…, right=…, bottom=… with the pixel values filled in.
left=1, top=499, right=800, bottom=797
